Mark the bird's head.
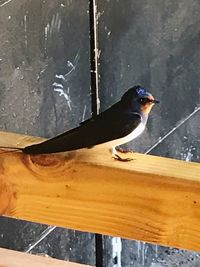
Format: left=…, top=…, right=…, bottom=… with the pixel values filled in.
left=121, top=85, right=159, bottom=115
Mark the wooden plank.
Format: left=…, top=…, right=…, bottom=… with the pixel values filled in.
left=0, top=248, right=91, bottom=267
left=0, top=131, right=200, bottom=252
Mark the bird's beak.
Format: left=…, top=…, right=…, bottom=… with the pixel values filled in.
left=152, top=99, right=160, bottom=104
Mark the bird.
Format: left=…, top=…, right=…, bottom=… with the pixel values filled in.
left=0, top=85, right=159, bottom=161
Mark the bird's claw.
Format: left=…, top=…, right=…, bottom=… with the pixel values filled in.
left=113, top=154, right=133, bottom=162
left=116, top=147, right=135, bottom=154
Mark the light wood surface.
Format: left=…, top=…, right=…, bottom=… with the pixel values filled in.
left=0, top=131, right=200, bottom=252
left=0, top=248, right=91, bottom=267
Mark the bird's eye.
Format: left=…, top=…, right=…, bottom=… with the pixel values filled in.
left=138, top=97, right=148, bottom=104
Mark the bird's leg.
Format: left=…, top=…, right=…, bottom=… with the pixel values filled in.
left=111, top=147, right=133, bottom=162
left=116, top=146, right=135, bottom=154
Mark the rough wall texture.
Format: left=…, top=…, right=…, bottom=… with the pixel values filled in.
left=0, top=0, right=200, bottom=266
left=98, top=0, right=200, bottom=162
left=97, top=1, right=200, bottom=266
left=0, top=0, right=95, bottom=266
left=0, top=0, right=91, bottom=137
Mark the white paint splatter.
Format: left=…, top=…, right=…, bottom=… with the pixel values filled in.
left=53, top=51, right=80, bottom=111
left=67, top=60, right=74, bottom=68
left=55, top=74, right=66, bottom=81
left=52, top=82, right=63, bottom=88
left=54, top=88, right=72, bottom=111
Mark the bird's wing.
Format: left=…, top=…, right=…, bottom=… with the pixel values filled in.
left=90, top=111, right=142, bottom=145
left=23, top=103, right=141, bottom=154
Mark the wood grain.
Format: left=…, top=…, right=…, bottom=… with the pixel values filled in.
left=0, top=248, right=91, bottom=267
left=0, top=131, right=200, bottom=252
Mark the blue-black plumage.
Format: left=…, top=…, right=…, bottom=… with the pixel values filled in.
left=22, top=85, right=159, bottom=159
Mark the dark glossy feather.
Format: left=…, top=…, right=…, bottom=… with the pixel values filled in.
left=23, top=101, right=141, bottom=154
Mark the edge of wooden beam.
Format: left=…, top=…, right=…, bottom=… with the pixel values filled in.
left=0, top=248, right=91, bottom=267
left=1, top=131, right=200, bottom=252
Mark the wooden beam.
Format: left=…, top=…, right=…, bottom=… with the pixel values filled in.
left=0, top=248, right=91, bottom=267
left=0, top=131, right=200, bottom=252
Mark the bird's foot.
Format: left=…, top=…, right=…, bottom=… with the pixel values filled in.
left=116, top=147, right=135, bottom=154
left=113, top=154, right=133, bottom=162
left=111, top=147, right=134, bottom=162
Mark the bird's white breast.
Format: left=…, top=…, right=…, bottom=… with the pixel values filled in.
left=115, top=121, right=145, bottom=146
left=99, top=120, right=146, bottom=149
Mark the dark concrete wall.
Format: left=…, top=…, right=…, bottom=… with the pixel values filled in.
left=0, top=0, right=91, bottom=137
left=98, top=0, right=200, bottom=163
left=0, top=0, right=95, bottom=265
left=97, top=1, right=200, bottom=266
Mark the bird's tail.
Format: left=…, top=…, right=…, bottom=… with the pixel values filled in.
left=0, top=146, right=24, bottom=153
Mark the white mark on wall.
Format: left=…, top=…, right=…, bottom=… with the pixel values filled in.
left=52, top=82, right=63, bottom=89
left=54, top=87, right=72, bottom=111
left=107, top=31, right=111, bottom=37
left=49, top=13, right=61, bottom=36
left=12, top=67, right=24, bottom=80
left=44, top=13, right=62, bottom=55
left=24, top=14, right=28, bottom=48
left=137, top=241, right=146, bottom=266
left=44, top=24, right=49, bottom=55
left=81, top=105, right=87, bottom=122
left=52, top=50, right=80, bottom=111
left=0, top=0, right=13, bottom=8
left=24, top=226, right=56, bottom=253
left=55, top=74, right=66, bottom=81
left=97, top=10, right=104, bottom=20
left=180, top=146, right=195, bottom=162
left=97, top=49, right=101, bottom=59
left=185, top=150, right=193, bottom=162
left=199, top=87, right=200, bottom=102
left=145, top=105, right=200, bottom=154
left=112, top=237, right=122, bottom=267
left=65, top=60, right=76, bottom=78
left=55, top=51, right=80, bottom=81
left=93, top=0, right=100, bottom=114
left=65, top=50, right=80, bottom=78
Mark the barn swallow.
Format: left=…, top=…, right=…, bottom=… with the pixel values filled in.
left=19, top=85, right=159, bottom=161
